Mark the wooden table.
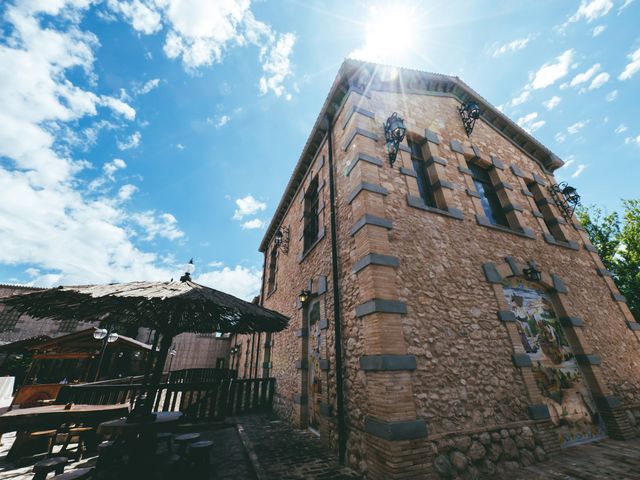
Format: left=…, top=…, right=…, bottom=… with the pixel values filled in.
left=0, top=404, right=130, bottom=461
left=97, top=411, right=182, bottom=436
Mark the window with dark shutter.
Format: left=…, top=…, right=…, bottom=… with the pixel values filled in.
left=408, top=138, right=436, bottom=208
left=469, top=164, right=509, bottom=227
left=303, top=176, right=320, bottom=252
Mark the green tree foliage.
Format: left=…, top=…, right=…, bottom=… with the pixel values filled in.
left=577, top=200, right=640, bottom=321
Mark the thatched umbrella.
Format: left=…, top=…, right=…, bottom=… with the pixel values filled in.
left=5, top=275, right=288, bottom=416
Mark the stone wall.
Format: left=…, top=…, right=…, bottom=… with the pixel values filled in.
left=247, top=63, right=640, bottom=479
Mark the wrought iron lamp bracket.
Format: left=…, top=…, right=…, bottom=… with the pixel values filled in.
left=548, top=182, right=581, bottom=222
left=459, top=101, right=481, bottom=136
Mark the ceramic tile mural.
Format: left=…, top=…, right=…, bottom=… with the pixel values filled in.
left=503, top=279, right=607, bottom=447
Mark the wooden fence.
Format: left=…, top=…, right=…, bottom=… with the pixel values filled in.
left=56, top=377, right=275, bottom=421
left=167, top=368, right=237, bottom=384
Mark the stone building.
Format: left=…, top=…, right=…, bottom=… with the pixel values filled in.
left=231, top=59, right=640, bottom=479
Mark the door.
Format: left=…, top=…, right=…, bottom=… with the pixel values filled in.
left=307, top=300, right=322, bottom=431
left=503, top=279, right=607, bottom=447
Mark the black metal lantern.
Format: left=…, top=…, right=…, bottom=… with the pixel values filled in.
left=384, top=112, right=407, bottom=167
left=549, top=182, right=581, bottom=221
left=274, top=226, right=289, bottom=254
left=523, top=261, right=542, bottom=282
left=459, top=101, right=481, bottom=136
left=298, top=289, right=311, bottom=305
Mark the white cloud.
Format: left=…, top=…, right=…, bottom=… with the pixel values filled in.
left=106, top=0, right=162, bottom=34
left=233, top=195, right=266, bottom=220
left=562, top=156, right=576, bottom=169
left=196, top=265, right=262, bottom=301
left=492, top=37, right=532, bottom=57
left=555, top=132, right=567, bottom=143
left=615, top=124, right=628, bottom=134
left=571, top=164, right=588, bottom=177
left=625, top=135, right=640, bottom=145
left=108, top=0, right=295, bottom=97
left=241, top=218, right=265, bottom=230
left=568, top=120, right=589, bottom=135
left=568, top=0, right=613, bottom=23
left=592, top=24, right=607, bottom=36
left=588, top=72, right=609, bottom=90
left=176, top=143, right=185, bottom=150
left=529, top=50, right=574, bottom=89
left=134, top=78, right=160, bottom=95
left=100, top=96, right=136, bottom=120
left=215, top=115, right=231, bottom=128
left=131, top=211, right=184, bottom=241
left=619, top=47, right=640, bottom=80
left=517, top=112, right=545, bottom=133
left=543, top=96, right=562, bottom=110
left=258, top=32, right=296, bottom=98
left=0, top=1, right=184, bottom=287
left=569, top=63, right=600, bottom=87
left=606, top=90, right=619, bottom=101
left=117, top=131, right=141, bottom=150
left=619, top=0, right=635, bottom=14
left=118, top=184, right=138, bottom=200
left=510, top=90, right=531, bottom=107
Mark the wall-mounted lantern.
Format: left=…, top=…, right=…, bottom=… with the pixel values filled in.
left=384, top=112, right=407, bottom=167
left=459, top=101, right=481, bottom=136
left=523, top=261, right=542, bottom=282
left=549, top=182, right=581, bottom=221
left=274, top=226, right=290, bottom=255
left=298, top=289, right=311, bottom=305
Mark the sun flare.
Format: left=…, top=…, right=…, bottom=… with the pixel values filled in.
left=350, top=5, right=421, bottom=64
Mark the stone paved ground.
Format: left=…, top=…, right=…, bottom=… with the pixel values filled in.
left=0, top=423, right=255, bottom=480
left=503, top=437, right=640, bottom=480
left=236, top=414, right=361, bottom=480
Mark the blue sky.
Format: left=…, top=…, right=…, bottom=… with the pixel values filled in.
left=0, top=0, right=638, bottom=299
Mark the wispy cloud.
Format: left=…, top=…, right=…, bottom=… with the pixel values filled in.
left=233, top=195, right=266, bottom=220
left=606, top=90, right=618, bottom=101
left=615, top=124, right=628, bottom=134
left=529, top=50, right=574, bottom=89
left=569, top=64, right=600, bottom=87
left=555, top=132, right=567, bottom=143
left=134, top=78, right=160, bottom=95
left=592, top=25, right=607, bottom=36
left=588, top=72, right=609, bottom=90
left=517, top=112, right=545, bottom=133
left=561, top=0, right=613, bottom=31
left=618, top=0, right=635, bottom=14
left=241, top=218, right=266, bottom=230
left=117, top=131, right=141, bottom=150
left=568, top=120, right=589, bottom=135
left=543, top=96, right=561, bottom=110
left=619, top=47, right=640, bottom=80
left=625, top=134, right=640, bottom=145
left=492, top=36, right=532, bottom=57
left=572, top=164, right=588, bottom=177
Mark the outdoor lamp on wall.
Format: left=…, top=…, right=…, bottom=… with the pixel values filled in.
left=93, top=328, right=108, bottom=340
left=523, top=261, right=542, bottom=282
left=549, top=182, right=582, bottom=222
left=459, top=101, right=481, bottom=136
left=107, top=332, right=119, bottom=343
left=180, top=258, right=195, bottom=282
left=384, top=112, right=407, bottom=167
left=274, top=226, right=290, bottom=254
left=298, top=289, right=311, bottom=305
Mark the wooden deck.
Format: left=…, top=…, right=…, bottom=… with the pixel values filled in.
left=505, top=438, right=640, bottom=479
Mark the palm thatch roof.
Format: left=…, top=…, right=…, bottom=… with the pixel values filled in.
left=5, top=280, right=288, bottom=336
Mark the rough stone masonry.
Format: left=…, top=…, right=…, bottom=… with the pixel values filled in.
left=231, top=59, right=640, bottom=479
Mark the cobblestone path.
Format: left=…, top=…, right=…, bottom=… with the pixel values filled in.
left=503, top=437, right=640, bottom=480
left=236, top=414, right=361, bottom=480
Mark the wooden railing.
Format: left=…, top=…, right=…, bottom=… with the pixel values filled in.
left=55, top=377, right=275, bottom=421
left=167, top=368, right=237, bottom=384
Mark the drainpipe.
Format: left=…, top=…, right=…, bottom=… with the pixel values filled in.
left=325, top=113, right=347, bottom=464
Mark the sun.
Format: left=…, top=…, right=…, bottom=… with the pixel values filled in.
left=350, top=5, right=422, bottom=65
